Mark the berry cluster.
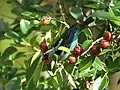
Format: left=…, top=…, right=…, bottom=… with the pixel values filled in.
left=39, top=31, right=112, bottom=64
left=68, top=47, right=83, bottom=64
left=91, top=31, right=112, bottom=56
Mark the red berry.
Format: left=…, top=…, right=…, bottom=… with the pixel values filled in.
left=41, top=19, right=49, bottom=26
left=68, top=55, right=76, bottom=64
left=72, top=47, right=83, bottom=56
left=100, top=40, right=110, bottom=49
left=103, top=31, right=112, bottom=41
left=40, top=40, right=48, bottom=52
left=91, top=45, right=100, bottom=56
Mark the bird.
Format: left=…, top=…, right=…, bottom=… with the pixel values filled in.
left=44, top=17, right=94, bottom=60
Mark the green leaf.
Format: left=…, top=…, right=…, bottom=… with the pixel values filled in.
left=30, top=20, right=40, bottom=27
left=40, top=25, right=53, bottom=32
left=113, top=1, right=120, bottom=9
left=14, top=52, right=25, bottom=59
left=58, top=46, right=71, bottom=54
left=98, top=74, right=109, bottom=90
left=31, top=51, right=40, bottom=65
left=69, top=7, right=83, bottom=19
left=78, top=56, right=94, bottom=71
left=92, top=74, right=109, bottom=90
left=2, top=46, right=17, bottom=59
left=93, top=76, right=102, bottom=90
left=68, top=74, right=77, bottom=89
left=33, top=60, right=44, bottom=86
left=52, top=76, right=59, bottom=89
left=50, top=19, right=57, bottom=26
left=92, top=57, right=106, bottom=71
left=3, top=60, right=13, bottom=66
left=5, top=77, right=21, bottom=90
left=79, top=68, right=95, bottom=78
left=26, top=56, right=43, bottom=87
left=7, top=31, right=20, bottom=39
left=85, top=3, right=99, bottom=9
left=82, top=40, right=92, bottom=49
left=21, top=11, right=32, bottom=16
left=100, top=49, right=111, bottom=55
left=92, top=10, right=119, bottom=21
left=56, top=71, right=63, bottom=87
left=81, top=28, right=93, bottom=39
left=20, top=19, right=30, bottom=34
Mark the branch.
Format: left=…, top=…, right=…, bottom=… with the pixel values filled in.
left=81, top=37, right=103, bottom=56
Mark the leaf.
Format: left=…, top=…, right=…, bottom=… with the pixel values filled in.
left=82, top=40, right=92, bottom=49
left=92, top=57, right=106, bottom=71
left=79, top=68, right=95, bottom=78
left=27, top=56, right=43, bottom=87
left=98, top=74, right=109, bottom=90
left=50, top=19, right=57, bottom=26
left=68, top=74, right=77, bottom=89
left=7, top=31, right=20, bottom=39
left=2, top=46, right=17, bottom=59
left=14, top=52, right=25, bottom=59
left=30, top=20, right=40, bottom=27
left=3, top=60, right=13, bottom=66
left=58, top=46, right=71, bottom=54
left=93, top=77, right=102, bottom=90
left=20, top=19, right=30, bottom=34
left=69, top=7, right=83, bottom=19
left=31, top=51, right=40, bottom=65
left=92, top=10, right=119, bottom=21
left=40, top=25, right=53, bottom=32
left=85, top=3, right=99, bottom=9
left=113, top=1, right=120, bottom=9
left=33, top=60, right=44, bottom=86
left=78, top=56, right=94, bottom=71
left=56, top=71, right=63, bottom=87
left=52, top=76, right=59, bottom=89
left=93, top=74, right=109, bottom=90
left=99, top=49, right=111, bottom=55
left=5, top=77, right=21, bottom=90
left=21, top=11, right=32, bottom=16
left=81, top=28, right=93, bottom=39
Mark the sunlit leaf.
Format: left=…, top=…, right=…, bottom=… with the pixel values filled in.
left=82, top=40, right=92, bottom=49
left=68, top=74, right=77, bottom=89
left=58, top=46, right=71, bottom=54
left=69, top=7, right=83, bottom=19
left=78, top=56, right=94, bottom=71
left=20, top=19, right=30, bottom=34
left=92, top=57, right=106, bottom=71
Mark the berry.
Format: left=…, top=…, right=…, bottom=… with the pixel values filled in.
left=103, top=31, right=112, bottom=41
left=40, top=40, right=48, bottom=52
left=41, top=19, right=49, bottom=26
left=68, top=55, right=76, bottom=64
left=72, top=47, right=83, bottom=56
left=91, top=45, right=100, bottom=56
left=100, top=40, right=110, bottom=49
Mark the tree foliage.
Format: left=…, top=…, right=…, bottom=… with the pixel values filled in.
left=0, top=0, right=120, bottom=90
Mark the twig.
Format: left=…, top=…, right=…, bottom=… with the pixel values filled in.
left=58, top=1, right=66, bottom=22
left=81, top=37, right=103, bottom=56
